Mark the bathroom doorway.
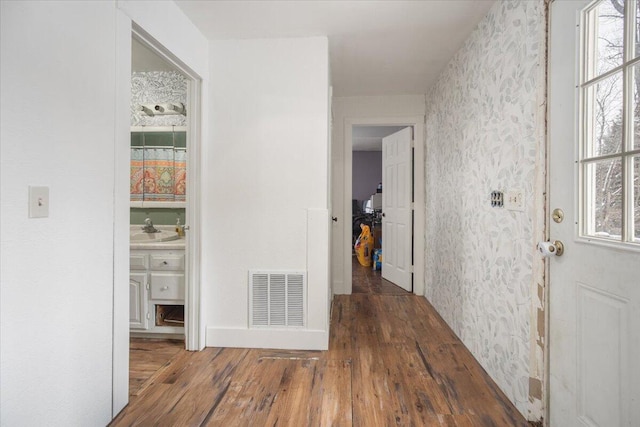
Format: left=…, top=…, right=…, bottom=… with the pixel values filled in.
left=127, top=28, right=202, bottom=359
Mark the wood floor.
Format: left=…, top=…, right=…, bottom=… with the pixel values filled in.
left=129, top=338, right=184, bottom=396
left=112, top=258, right=527, bottom=426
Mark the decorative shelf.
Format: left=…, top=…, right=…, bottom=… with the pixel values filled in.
left=131, top=126, right=187, bottom=133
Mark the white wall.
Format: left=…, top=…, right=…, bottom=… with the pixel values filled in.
left=1, top=2, right=116, bottom=424
left=331, top=96, right=425, bottom=295
left=352, top=151, right=382, bottom=201
left=0, top=1, right=209, bottom=423
left=204, top=37, right=331, bottom=349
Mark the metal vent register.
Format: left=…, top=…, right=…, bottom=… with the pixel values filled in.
left=249, top=271, right=306, bottom=328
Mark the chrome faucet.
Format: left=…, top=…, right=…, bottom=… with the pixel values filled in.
left=142, top=218, right=159, bottom=233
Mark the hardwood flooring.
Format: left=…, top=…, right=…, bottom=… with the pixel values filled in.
left=129, top=338, right=184, bottom=396
left=113, top=259, right=528, bottom=426
left=352, top=256, right=409, bottom=295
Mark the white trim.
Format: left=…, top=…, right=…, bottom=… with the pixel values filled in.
left=343, top=116, right=425, bottom=296
left=112, top=9, right=132, bottom=418
left=206, top=327, right=329, bottom=350
left=186, top=77, right=203, bottom=351
left=131, top=25, right=203, bottom=352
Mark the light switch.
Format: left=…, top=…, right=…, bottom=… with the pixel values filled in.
left=505, top=188, right=525, bottom=212
left=29, top=186, right=49, bottom=218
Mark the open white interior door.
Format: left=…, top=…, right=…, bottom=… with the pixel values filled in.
left=548, top=1, right=640, bottom=425
left=382, top=127, right=412, bottom=292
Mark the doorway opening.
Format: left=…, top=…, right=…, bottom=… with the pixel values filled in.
left=126, top=28, right=202, bottom=395
left=343, top=117, right=425, bottom=296
left=352, top=125, right=409, bottom=293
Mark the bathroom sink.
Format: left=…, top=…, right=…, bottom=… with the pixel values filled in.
left=130, top=230, right=179, bottom=243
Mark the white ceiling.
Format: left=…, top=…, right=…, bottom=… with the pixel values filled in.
left=175, top=0, right=495, bottom=97
left=353, top=125, right=408, bottom=151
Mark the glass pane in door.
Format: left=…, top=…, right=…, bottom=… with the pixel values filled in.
left=585, top=0, right=625, bottom=80
left=585, top=159, right=623, bottom=239
left=584, top=72, right=624, bottom=156
left=633, top=63, right=640, bottom=149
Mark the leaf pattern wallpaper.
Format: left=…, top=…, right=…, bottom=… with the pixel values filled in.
left=424, top=0, right=545, bottom=417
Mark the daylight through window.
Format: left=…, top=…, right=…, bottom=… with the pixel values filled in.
left=581, top=0, right=640, bottom=244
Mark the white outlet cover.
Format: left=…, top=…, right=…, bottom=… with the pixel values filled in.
left=29, top=186, right=49, bottom=218
left=505, top=188, right=525, bottom=212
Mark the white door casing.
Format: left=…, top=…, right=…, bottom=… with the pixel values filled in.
left=382, top=127, right=413, bottom=292
left=548, top=1, right=640, bottom=426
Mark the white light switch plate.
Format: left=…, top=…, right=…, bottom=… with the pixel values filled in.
left=29, top=186, right=49, bottom=218
left=505, top=188, right=525, bottom=212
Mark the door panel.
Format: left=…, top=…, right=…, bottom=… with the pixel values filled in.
left=382, top=127, right=412, bottom=291
left=129, top=272, right=148, bottom=330
left=548, top=1, right=640, bottom=425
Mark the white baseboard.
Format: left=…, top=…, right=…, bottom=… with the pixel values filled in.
left=332, top=279, right=351, bottom=295
left=205, top=327, right=329, bottom=350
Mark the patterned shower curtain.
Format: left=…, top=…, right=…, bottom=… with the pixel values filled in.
left=130, top=147, right=186, bottom=202
left=174, top=148, right=186, bottom=202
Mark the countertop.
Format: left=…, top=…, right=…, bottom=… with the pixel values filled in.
left=130, top=225, right=186, bottom=251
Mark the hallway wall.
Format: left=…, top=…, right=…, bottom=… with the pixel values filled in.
left=424, top=0, right=546, bottom=420
left=205, top=37, right=330, bottom=349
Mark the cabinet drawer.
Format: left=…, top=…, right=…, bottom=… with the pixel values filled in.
left=150, top=254, right=184, bottom=271
left=130, top=254, right=149, bottom=270
left=150, top=273, right=184, bottom=301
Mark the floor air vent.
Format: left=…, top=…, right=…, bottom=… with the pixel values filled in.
left=249, top=271, right=306, bottom=328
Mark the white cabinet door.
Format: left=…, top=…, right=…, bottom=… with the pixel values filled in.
left=382, top=127, right=413, bottom=292
left=129, top=272, right=148, bottom=330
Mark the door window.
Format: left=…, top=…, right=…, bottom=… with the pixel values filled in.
left=581, top=0, right=640, bottom=244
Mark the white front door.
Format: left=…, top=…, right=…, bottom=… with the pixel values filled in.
left=382, top=127, right=412, bottom=292
left=549, top=1, right=640, bottom=425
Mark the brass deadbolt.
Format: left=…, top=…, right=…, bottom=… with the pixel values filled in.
left=552, top=208, right=564, bottom=223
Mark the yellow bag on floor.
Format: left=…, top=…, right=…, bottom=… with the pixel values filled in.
left=354, top=224, right=374, bottom=267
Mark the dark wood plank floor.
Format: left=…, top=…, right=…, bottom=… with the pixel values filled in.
left=352, top=255, right=409, bottom=295
left=112, top=259, right=527, bottom=426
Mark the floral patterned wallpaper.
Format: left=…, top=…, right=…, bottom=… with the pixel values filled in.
left=131, top=71, right=187, bottom=127
left=424, top=0, right=545, bottom=419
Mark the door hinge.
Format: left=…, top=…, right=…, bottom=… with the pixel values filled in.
left=146, top=282, right=150, bottom=290
left=146, top=312, right=150, bottom=320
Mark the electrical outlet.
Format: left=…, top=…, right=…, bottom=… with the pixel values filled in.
left=505, top=188, right=525, bottom=212
left=490, top=191, right=504, bottom=208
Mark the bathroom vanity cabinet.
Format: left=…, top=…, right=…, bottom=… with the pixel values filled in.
left=130, top=248, right=185, bottom=336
